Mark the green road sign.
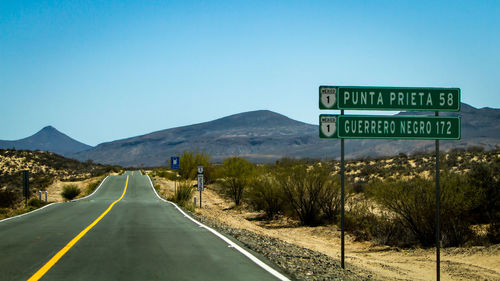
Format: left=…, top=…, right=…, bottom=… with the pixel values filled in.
left=320, top=115, right=461, bottom=140
left=319, top=86, right=461, bottom=111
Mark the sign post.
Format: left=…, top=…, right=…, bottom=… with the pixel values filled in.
left=22, top=170, right=29, bottom=206
left=435, top=112, right=441, bottom=281
left=319, top=86, right=460, bottom=280
left=197, top=165, right=204, bottom=208
left=171, top=156, right=180, bottom=194
left=340, top=110, right=345, bottom=269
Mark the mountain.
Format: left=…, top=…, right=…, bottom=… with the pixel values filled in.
left=72, top=104, right=500, bottom=166
left=0, top=126, right=92, bottom=156
left=72, top=110, right=318, bottom=166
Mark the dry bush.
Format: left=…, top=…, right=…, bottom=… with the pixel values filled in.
left=248, top=175, right=283, bottom=219
left=276, top=164, right=331, bottom=226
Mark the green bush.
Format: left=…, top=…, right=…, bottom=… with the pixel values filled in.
left=276, top=164, right=330, bottom=226
left=218, top=157, right=255, bottom=206
left=169, top=181, right=193, bottom=205
left=344, top=195, right=413, bottom=246
left=320, top=176, right=342, bottom=223
left=369, top=172, right=480, bottom=247
left=248, top=175, right=283, bottom=219
left=0, top=186, right=19, bottom=208
left=85, top=179, right=102, bottom=195
left=61, top=185, right=81, bottom=201
left=28, top=198, right=48, bottom=208
left=468, top=163, right=500, bottom=224
left=488, top=223, right=500, bottom=243
left=179, top=151, right=212, bottom=181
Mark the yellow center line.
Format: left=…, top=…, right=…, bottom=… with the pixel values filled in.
left=27, top=175, right=129, bottom=281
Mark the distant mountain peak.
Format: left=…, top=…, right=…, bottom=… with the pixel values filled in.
left=0, top=126, right=92, bottom=156
left=41, top=125, right=57, bottom=131
left=211, top=110, right=308, bottom=129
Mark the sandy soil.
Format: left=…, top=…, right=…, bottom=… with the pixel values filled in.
left=152, top=176, right=500, bottom=281
left=45, top=176, right=108, bottom=202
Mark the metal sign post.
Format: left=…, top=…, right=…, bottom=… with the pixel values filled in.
left=319, top=85, right=460, bottom=280
left=340, top=110, right=345, bottom=269
left=435, top=111, right=441, bottom=281
left=22, top=170, right=29, bottom=206
left=171, top=156, right=180, bottom=194
left=197, top=165, right=204, bottom=208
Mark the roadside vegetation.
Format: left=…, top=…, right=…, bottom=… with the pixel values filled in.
left=152, top=148, right=500, bottom=248
left=0, top=149, right=122, bottom=219
left=61, top=184, right=81, bottom=201
left=84, top=177, right=105, bottom=195
left=167, top=181, right=195, bottom=212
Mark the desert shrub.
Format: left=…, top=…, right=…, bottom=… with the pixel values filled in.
left=488, top=223, right=500, bottom=243
left=179, top=151, right=213, bottom=182
left=359, top=165, right=378, bottom=179
left=248, top=175, right=283, bottom=219
left=467, top=146, right=485, bottom=153
left=345, top=198, right=412, bottom=246
left=218, top=157, right=254, bottom=206
left=169, top=181, right=194, bottom=206
left=467, top=163, right=500, bottom=243
left=369, top=172, right=480, bottom=247
left=320, top=176, right=342, bottom=223
left=467, top=163, right=500, bottom=224
left=61, top=185, right=81, bottom=201
left=351, top=181, right=366, bottom=194
left=27, top=198, right=48, bottom=208
left=345, top=196, right=382, bottom=241
left=276, top=164, right=330, bottom=226
left=154, top=169, right=172, bottom=179
left=0, top=186, right=20, bottom=208
left=209, top=164, right=224, bottom=182
left=85, top=179, right=102, bottom=195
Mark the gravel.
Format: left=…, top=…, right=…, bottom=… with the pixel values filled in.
left=191, top=213, right=370, bottom=281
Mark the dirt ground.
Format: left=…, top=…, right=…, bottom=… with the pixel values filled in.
left=152, top=176, right=500, bottom=281
left=45, top=175, right=111, bottom=202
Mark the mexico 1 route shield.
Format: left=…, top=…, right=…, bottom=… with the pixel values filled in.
left=319, top=115, right=338, bottom=138
left=320, top=87, right=337, bottom=109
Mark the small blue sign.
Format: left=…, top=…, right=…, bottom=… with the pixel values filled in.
left=170, top=156, right=180, bottom=170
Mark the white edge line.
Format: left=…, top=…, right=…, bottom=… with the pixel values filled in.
left=0, top=176, right=110, bottom=223
left=146, top=175, right=290, bottom=281
left=71, top=176, right=109, bottom=202
left=0, top=202, right=57, bottom=223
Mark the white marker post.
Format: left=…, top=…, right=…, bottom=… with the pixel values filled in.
left=197, top=165, right=204, bottom=208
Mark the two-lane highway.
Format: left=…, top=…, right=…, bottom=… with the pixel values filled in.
left=0, top=171, right=288, bottom=280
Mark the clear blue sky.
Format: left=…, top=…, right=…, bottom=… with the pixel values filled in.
left=1, top=0, right=499, bottom=146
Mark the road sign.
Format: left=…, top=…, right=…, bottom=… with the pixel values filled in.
left=197, top=165, right=203, bottom=174
left=170, top=156, right=180, bottom=170
left=320, top=114, right=461, bottom=140
left=197, top=174, right=204, bottom=191
left=319, top=86, right=460, bottom=111
left=320, top=115, right=338, bottom=138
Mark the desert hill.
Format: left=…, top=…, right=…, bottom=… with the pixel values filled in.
left=0, top=126, right=91, bottom=156
left=71, top=103, right=500, bottom=166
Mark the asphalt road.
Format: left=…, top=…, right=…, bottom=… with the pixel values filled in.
left=0, top=171, right=288, bottom=281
